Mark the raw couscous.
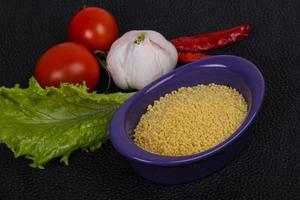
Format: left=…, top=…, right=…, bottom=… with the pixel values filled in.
left=134, top=83, right=248, bottom=156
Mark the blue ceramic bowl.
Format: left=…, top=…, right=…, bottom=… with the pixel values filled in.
left=110, top=55, right=265, bottom=184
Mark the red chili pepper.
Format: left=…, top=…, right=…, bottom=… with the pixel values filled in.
left=171, top=24, right=251, bottom=52
left=178, top=52, right=209, bottom=63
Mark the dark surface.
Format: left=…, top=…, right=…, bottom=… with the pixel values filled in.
left=0, top=0, right=299, bottom=199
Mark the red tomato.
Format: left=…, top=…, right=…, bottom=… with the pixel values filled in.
left=68, top=7, right=119, bottom=51
left=34, top=42, right=100, bottom=91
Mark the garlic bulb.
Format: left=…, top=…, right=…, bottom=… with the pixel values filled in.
left=107, top=30, right=178, bottom=90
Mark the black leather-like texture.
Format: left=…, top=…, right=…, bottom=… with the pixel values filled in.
left=0, top=0, right=299, bottom=199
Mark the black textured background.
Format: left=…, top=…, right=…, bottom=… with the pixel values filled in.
left=0, top=0, right=300, bottom=199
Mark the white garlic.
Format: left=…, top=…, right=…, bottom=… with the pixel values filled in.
left=107, top=30, right=178, bottom=90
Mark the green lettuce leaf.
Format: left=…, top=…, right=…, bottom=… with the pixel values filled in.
left=0, top=78, right=133, bottom=168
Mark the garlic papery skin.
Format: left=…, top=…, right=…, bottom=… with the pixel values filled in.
left=107, top=30, right=178, bottom=90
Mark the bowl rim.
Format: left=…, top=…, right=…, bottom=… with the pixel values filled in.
left=109, top=55, right=265, bottom=166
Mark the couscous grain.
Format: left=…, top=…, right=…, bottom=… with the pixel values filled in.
left=134, top=83, right=248, bottom=156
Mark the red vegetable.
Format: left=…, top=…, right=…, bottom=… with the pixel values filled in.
left=178, top=52, right=209, bottom=63
left=68, top=7, right=119, bottom=51
left=171, top=24, right=251, bottom=52
left=34, top=42, right=100, bottom=91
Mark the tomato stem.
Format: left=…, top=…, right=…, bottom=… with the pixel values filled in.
left=93, top=50, right=111, bottom=94
left=78, top=0, right=86, bottom=11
